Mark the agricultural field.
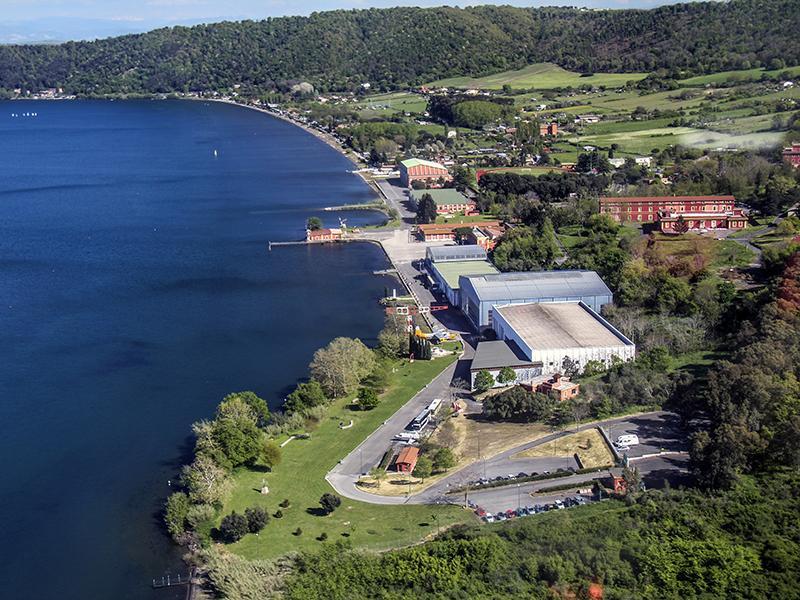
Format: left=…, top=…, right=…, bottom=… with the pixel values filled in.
left=429, top=63, right=647, bottom=90
left=355, top=92, right=428, bottom=119
left=679, top=65, right=800, bottom=87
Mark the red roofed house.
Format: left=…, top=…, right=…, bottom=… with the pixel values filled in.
left=537, top=374, right=580, bottom=401
left=307, top=227, right=343, bottom=242
left=783, top=143, right=800, bottom=168
left=399, top=158, right=451, bottom=188
left=416, top=221, right=502, bottom=242
left=395, top=446, right=420, bottom=473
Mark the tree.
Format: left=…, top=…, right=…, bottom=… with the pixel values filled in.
left=319, top=493, right=342, bottom=515
left=377, top=315, right=410, bottom=358
left=219, top=511, right=249, bottom=543
left=211, top=417, right=263, bottom=467
left=415, top=193, right=438, bottom=224
left=182, top=454, right=233, bottom=506
left=306, top=216, right=323, bottom=231
left=284, top=380, right=328, bottom=414
left=561, top=356, right=580, bottom=379
left=245, top=506, right=269, bottom=533
left=369, top=466, right=386, bottom=486
left=258, top=438, right=282, bottom=468
left=310, top=337, right=376, bottom=397
left=164, top=492, right=190, bottom=540
left=358, top=387, right=380, bottom=410
left=413, top=455, right=433, bottom=481
left=473, top=370, right=495, bottom=393
left=432, top=448, right=456, bottom=472
left=492, top=221, right=559, bottom=272
left=220, top=391, right=270, bottom=428
left=582, top=360, right=606, bottom=378
left=497, top=366, right=517, bottom=386
left=454, top=226, right=473, bottom=244
left=621, top=465, right=642, bottom=494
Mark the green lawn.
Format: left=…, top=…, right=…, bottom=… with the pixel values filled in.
left=223, top=352, right=470, bottom=560
left=667, top=349, right=729, bottom=379
left=429, top=63, right=646, bottom=90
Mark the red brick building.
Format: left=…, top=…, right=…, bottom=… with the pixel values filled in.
left=783, top=143, right=800, bottom=168
left=399, top=158, right=451, bottom=187
left=395, top=446, right=419, bottom=473
left=599, top=195, right=737, bottom=224
left=658, top=210, right=748, bottom=233
left=539, top=122, right=558, bottom=137
left=416, top=221, right=502, bottom=242
left=536, top=374, right=580, bottom=401
left=307, top=227, right=343, bottom=242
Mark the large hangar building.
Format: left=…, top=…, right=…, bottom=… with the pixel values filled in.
left=458, top=270, right=613, bottom=329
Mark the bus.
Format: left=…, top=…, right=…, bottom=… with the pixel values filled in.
left=408, top=408, right=432, bottom=431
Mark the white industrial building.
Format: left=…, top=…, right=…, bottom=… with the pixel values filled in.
left=459, top=270, right=614, bottom=329
left=492, top=302, right=635, bottom=377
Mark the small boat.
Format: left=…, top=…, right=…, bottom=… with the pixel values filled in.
left=213, top=149, right=218, bottom=157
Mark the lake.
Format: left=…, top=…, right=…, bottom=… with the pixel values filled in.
left=0, top=99, right=394, bottom=599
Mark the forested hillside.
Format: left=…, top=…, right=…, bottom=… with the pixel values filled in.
left=1, top=0, right=798, bottom=95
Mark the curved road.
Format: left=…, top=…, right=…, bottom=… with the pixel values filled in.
left=326, top=409, right=687, bottom=506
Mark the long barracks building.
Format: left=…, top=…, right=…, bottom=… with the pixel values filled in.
left=599, top=195, right=736, bottom=223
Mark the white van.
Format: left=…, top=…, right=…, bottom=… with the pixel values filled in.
left=616, top=434, right=640, bottom=447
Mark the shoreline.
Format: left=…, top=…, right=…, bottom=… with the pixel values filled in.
left=209, top=98, right=397, bottom=218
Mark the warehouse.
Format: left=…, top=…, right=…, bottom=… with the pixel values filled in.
left=429, top=259, right=499, bottom=306
left=492, top=302, right=635, bottom=376
left=459, top=270, right=613, bottom=329
left=426, top=245, right=487, bottom=263
left=399, top=158, right=451, bottom=187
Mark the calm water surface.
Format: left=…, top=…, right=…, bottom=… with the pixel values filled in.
left=0, top=100, right=393, bottom=599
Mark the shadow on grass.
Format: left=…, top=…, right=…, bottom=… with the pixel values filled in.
left=305, top=507, right=329, bottom=517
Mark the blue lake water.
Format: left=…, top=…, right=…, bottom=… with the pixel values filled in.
left=0, top=100, right=393, bottom=599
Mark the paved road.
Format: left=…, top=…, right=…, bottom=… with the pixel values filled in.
left=326, top=341, right=476, bottom=506
left=327, top=409, right=688, bottom=507
left=374, top=178, right=416, bottom=225
left=467, top=452, right=690, bottom=513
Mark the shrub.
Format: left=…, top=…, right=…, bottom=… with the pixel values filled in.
left=274, top=509, right=284, bottom=519
left=319, top=493, right=342, bottom=515
left=279, top=498, right=291, bottom=508
left=358, top=387, right=380, bottom=411
left=245, top=506, right=269, bottom=533
left=219, top=511, right=249, bottom=543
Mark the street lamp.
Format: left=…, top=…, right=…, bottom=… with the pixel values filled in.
left=517, top=483, right=521, bottom=511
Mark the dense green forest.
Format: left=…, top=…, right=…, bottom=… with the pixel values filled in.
left=1, top=0, right=799, bottom=95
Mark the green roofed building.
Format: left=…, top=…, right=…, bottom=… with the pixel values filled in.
left=399, top=158, right=451, bottom=187
left=411, top=188, right=476, bottom=214
left=429, top=259, right=498, bottom=306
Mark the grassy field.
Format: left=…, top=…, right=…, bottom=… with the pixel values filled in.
left=356, top=92, right=428, bottom=119
left=648, top=234, right=757, bottom=269
left=513, top=429, right=615, bottom=469
left=222, top=353, right=471, bottom=560
left=430, top=63, right=646, bottom=90
left=678, top=65, right=800, bottom=87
